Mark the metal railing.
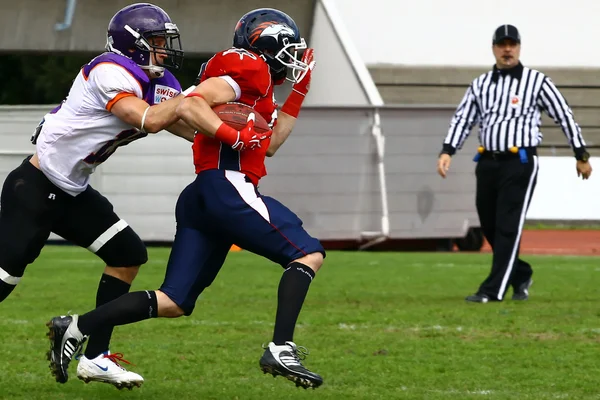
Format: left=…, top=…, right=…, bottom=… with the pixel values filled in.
left=55, top=0, right=78, bottom=31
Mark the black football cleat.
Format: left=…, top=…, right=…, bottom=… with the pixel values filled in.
left=465, top=293, right=492, bottom=303
left=512, top=278, right=533, bottom=301
left=46, top=315, right=87, bottom=384
left=259, top=341, right=323, bottom=389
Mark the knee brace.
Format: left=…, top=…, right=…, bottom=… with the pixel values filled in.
left=0, top=267, right=21, bottom=302
left=0, top=232, right=48, bottom=302
left=93, top=226, right=148, bottom=267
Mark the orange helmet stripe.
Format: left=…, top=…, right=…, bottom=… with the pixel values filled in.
left=248, top=21, right=278, bottom=45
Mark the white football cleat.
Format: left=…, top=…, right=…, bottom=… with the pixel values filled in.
left=76, top=351, right=144, bottom=390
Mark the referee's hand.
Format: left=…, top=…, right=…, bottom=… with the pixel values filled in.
left=437, top=154, right=452, bottom=178
left=576, top=160, right=592, bottom=180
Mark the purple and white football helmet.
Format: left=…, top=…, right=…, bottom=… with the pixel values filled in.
left=106, top=3, right=184, bottom=77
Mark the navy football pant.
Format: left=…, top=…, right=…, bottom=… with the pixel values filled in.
left=159, top=169, right=325, bottom=315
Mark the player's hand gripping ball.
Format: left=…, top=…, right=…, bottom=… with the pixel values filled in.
left=213, top=102, right=272, bottom=151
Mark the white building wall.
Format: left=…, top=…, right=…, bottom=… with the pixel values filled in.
left=332, top=0, right=600, bottom=67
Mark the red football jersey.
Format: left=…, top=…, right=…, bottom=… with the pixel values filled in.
left=192, top=48, right=277, bottom=184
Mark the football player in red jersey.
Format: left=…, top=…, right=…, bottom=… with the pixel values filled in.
left=47, top=8, right=324, bottom=389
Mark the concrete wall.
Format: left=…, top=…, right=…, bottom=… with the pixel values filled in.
left=369, top=65, right=600, bottom=156
left=0, top=0, right=316, bottom=54
left=0, top=105, right=478, bottom=242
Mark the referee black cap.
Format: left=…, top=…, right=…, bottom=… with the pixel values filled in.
left=492, top=24, right=521, bottom=44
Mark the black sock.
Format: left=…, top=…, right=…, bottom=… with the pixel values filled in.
left=78, top=290, right=158, bottom=337
left=84, top=274, right=131, bottom=359
left=272, top=262, right=315, bottom=345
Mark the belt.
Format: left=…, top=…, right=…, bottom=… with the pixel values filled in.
left=474, top=147, right=536, bottom=163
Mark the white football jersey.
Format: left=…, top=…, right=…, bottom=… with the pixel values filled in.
left=35, top=53, right=181, bottom=196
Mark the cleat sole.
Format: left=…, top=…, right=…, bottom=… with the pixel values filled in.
left=259, top=364, right=321, bottom=389
left=76, top=375, right=143, bottom=390
left=46, top=319, right=68, bottom=384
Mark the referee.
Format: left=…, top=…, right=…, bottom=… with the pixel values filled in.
left=436, top=24, right=593, bottom=303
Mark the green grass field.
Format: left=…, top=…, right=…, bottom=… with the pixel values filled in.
left=1, top=246, right=599, bottom=400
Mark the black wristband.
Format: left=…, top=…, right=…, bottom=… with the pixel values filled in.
left=575, top=149, right=590, bottom=162
left=440, top=144, right=456, bottom=156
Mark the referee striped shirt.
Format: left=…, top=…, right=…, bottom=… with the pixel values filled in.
left=442, top=63, right=587, bottom=157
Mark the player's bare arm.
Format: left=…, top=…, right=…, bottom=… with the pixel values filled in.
left=111, top=94, right=184, bottom=134
left=175, top=78, right=236, bottom=137
left=267, top=112, right=296, bottom=157
left=177, top=78, right=270, bottom=151
left=165, top=120, right=196, bottom=142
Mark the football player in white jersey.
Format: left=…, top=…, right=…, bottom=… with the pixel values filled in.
left=0, top=3, right=194, bottom=390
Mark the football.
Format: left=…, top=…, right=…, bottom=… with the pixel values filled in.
left=212, top=102, right=270, bottom=133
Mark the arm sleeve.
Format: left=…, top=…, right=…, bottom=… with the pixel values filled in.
left=537, top=76, right=587, bottom=157
left=88, top=63, right=144, bottom=111
left=218, top=75, right=242, bottom=101
left=442, top=83, right=481, bottom=155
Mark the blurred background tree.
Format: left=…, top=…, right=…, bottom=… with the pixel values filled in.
left=0, top=53, right=208, bottom=104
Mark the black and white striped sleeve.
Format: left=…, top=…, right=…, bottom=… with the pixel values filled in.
left=441, top=83, right=480, bottom=155
left=537, top=77, right=587, bottom=156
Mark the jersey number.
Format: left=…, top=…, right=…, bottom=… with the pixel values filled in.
left=84, top=129, right=147, bottom=165
left=222, top=48, right=258, bottom=60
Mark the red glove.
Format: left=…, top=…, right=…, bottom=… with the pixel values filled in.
left=215, top=113, right=272, bottom=151
left=281, top=48, right=316, bottom=118
left=293, top=48, right=315, bottom=95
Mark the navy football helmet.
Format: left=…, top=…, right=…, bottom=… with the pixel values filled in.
left=233, top=8, right=308, bottom=84
left=106, top=3, right=184, bottom=77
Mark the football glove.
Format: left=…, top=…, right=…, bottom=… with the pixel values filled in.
left=215, top=113, right=272, bottom=151
left=281, top=48, right=315, bottom=118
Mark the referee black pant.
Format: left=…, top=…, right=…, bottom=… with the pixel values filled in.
left=475, top=148, right=539, bottom=301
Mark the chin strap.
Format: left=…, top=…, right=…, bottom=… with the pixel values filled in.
left=140, top=64, right=165, bottom=78
left=139, top=49, right=165, bottom=78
